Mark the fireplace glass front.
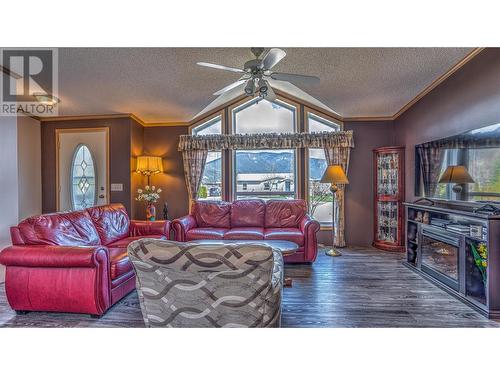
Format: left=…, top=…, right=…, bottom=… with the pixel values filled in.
left=421, top=226, right=461, bottom=290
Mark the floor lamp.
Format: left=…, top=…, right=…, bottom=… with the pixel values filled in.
left=320, top=165, right=349, bottom=257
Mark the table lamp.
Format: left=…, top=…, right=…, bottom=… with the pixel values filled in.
left=136, top=156, right=163, bottom=185
left=438, top=165, right=474, bottom=197
left=320, top=165, right=349, bottom=257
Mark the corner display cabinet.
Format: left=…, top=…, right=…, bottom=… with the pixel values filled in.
left=373, top=146, right=405, bottom=252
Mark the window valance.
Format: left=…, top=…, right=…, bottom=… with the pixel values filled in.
left=178, top=131, right=354, bottom=151
left=419, top=135, right=500, bottom=150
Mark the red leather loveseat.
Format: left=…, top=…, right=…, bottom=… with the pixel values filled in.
left=0, top=203, right=170, bottom=316
left=172, top=199, right=320, bottom=263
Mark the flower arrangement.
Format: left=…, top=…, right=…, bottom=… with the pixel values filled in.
left=471, top=242, right=488, bottom=285
left=136, top=185, right=162, bottom=203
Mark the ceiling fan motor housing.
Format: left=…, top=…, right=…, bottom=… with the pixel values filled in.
left=244, top=59, right=264, bottom=73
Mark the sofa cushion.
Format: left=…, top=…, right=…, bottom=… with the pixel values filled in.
left=186, top=227, right=227, bottom=241
left=192, top=201, right=231, bottom=228
left=223, top=227, right=264, bottom=240
left=264, top=228, right=304, bottom=246
left=108, top=247, right=133, bottom=280
left=17, top=210, right=101, bottom=246
left=265, top=200, right=307, bottom=228
left=108, top=235, right=165, bottom=248
left=86, top=204, right=130, bottom=245
left=230, top=199, right=265, bottom=227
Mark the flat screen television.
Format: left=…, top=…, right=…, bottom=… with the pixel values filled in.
left=415, top=123, right=500, bottom=202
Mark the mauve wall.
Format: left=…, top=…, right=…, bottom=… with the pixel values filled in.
left=142, top=126, right=190, bottom=221
left=394, top=48, right=500, bottom=201
left=337, top=120, right=395, bottom=247
left=41, top=118, right=133, bottom=214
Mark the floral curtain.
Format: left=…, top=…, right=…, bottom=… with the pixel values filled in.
left=178, top=131, right=354, bottom=151
left=416, top=144, right=444, bottom=197
left=324, top=147, right=351, bottom=248
left=182, top=149, right=208, bottom=201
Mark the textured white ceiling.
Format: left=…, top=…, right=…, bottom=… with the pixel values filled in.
left=55, top=47, right=474, bottom=123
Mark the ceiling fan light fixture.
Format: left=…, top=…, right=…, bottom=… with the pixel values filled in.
left=244, top=79, right=255, bottom=95
left=258, top=81, right=268, bottom=95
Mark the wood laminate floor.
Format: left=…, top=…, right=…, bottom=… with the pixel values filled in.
left=1, top=247, right=499, bottom=328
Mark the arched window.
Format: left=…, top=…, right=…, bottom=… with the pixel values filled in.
left=232, top=98, right=297, bottom=200
left=307, top=110, right=342, bottom=224
left=192, top=115, right=223, bottom=200
left=232, top=98, right=295, bottom=134
left=71, top=144, right=97, bottom=210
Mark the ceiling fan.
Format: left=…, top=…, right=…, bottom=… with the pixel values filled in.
left=197, top=47, right=320, bottom=102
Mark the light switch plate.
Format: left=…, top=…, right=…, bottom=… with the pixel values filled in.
left=111, top=183, right=123, bottom=192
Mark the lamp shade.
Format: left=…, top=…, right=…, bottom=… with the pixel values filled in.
left=438, top=165, right=474, bottom=184
left=320, top=165, right=349, bottom=184
left=136, top=156, right=163, bottom=176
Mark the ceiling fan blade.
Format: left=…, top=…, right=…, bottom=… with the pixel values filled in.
left=264, top=83, right=277, bottom=103
left=197, top=62, right=245, bottom=73
left=213, top=79, right=247, bottom=96
left=260, top=48, right=286, bottom=70
left=270, top=72, right=320, bottom=85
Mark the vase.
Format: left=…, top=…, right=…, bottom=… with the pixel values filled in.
left=146, top=203, right=156, bottom=221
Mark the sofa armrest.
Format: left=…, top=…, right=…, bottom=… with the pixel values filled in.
left=299, top=215, right=321, bottom=262
left=300, top=215, right=320, bottom=234
left=172, top=215, right=197, bottom=242
left=129, top=220, right=170, bottom=237
left=0, top=245, right=109, bottom=268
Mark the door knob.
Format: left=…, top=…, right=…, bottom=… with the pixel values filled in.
left=99, top=194, right=105, bottom=199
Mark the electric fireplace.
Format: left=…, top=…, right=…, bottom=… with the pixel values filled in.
left=404, top=201, right=500, bottom=318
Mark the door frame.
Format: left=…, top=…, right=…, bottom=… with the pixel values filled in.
left=55, top=127, right=110, bottom=212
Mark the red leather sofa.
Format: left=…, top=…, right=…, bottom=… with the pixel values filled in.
left=0, top=203, right=170, bottom=316
left=172, top=199, right=320, bottom=263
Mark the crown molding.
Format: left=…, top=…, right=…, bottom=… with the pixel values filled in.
left=35, top=47, right=484, bottom=126
left=40, top=113, right=133, bottom=122
left=38, top=113, right=189, bottom=127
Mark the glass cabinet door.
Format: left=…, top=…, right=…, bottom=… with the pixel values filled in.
left=377, top=201, right=398, bottom=243
left=377, top=153, right=399, bottom=196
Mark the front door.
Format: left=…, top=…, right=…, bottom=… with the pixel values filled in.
left=57, top=128, right=109, bottom=212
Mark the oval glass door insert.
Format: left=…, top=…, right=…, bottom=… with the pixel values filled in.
left=71, top=144, right=97, bottom=210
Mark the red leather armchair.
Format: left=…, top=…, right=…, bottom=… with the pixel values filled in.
left=172, top=199, right=320, bottom=263
left=0, top=204, right=170, bottom=316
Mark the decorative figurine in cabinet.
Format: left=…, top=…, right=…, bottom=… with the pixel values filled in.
left=373, top=146, right=405, bottom=251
